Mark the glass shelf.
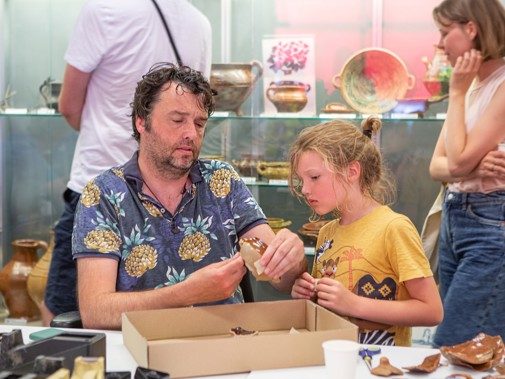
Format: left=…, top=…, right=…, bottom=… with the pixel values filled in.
left=212, top=114, right=446, bottom=122
left=0, top=111, right=447, bottom=122
left=0, top=112, right=60, bottom=118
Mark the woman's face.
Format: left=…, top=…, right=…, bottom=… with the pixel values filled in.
left=296, top=151, right=345, bottom=216
left=436, top=18, right=475, bottom=66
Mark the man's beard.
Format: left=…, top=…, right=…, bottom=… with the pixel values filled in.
left=149, top=141, right=197, bottom=179
left=159, top=154, right=195, bottom=177
left=142, top=125, right=198, bottom=178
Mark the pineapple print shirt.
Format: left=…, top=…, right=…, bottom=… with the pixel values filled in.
left=72, top=153, right=267, bottom=305
left=311, top=206, right=433, bottom=347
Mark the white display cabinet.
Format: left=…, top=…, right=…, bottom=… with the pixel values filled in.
left=1, top=0, right=452, bottom=301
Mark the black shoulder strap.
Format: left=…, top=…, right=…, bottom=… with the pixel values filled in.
left=150, top=0, right=183, bottom=66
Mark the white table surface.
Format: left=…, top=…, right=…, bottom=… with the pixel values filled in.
left=0, top=325, right=486, bottom=379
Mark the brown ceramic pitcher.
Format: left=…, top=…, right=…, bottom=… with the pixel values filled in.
left=27, top=230, right=54, bottom=323
left=0, top=239, right=48, bottom=320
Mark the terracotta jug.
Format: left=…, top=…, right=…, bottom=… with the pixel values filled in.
left=27, top=230, right=54, bottom=317
left=0, top=239, right=48, bottom=320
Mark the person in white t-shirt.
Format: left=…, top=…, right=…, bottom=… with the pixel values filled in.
left=43, top=0, right=211, bottom=325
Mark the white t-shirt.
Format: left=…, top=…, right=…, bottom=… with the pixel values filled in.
left=65, top=0, right=212, bottom=193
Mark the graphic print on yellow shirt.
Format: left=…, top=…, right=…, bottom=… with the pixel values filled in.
left=311, top=206, right=433, bottom=347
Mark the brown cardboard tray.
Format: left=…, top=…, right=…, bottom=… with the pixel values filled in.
left=122, top=299, right=357, bottom=378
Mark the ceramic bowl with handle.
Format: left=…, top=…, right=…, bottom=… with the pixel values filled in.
left=210, top=60, right=263, bottom=116
left=332, top=48, right=415, bottom=114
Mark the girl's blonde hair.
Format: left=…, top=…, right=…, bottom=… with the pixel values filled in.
left=433, top=0, right=505, bottom=61
left=288, top=116, right=395, bottom=220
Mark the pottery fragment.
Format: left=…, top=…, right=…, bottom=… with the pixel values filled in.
left=403, top=352, right=441, bottom=373
left=370, top=357, right=403, bottom=376
left=440, top=333, right=504, bottom=371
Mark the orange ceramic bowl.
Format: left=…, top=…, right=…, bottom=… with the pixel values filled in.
left=332, top=48, right=415, bottom=114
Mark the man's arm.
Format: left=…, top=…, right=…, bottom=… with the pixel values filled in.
left=241, top=223, right=308, bottom=293
left=77, top=254, right=246, bottom=330
left=58, top=64, right=91, bottom=131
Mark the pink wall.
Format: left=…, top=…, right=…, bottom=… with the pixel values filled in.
left=271, top=0, right=441, bottom=99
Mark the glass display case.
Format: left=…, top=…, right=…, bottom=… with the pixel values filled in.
left=1, top=0, right=451, bottom=300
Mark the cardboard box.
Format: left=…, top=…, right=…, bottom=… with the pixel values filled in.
left=122, top=299, right=357, bottom=378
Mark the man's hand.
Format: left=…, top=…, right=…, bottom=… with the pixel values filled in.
left=78, top=254, right=246, bottom=330
left=240, top=224, right=308, bottom=293
left=260, top=228, right=306, bottom=281
left=183, top=253, right=247, bottom=305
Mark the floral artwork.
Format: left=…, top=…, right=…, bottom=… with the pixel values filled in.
left=267, top=40, right=310, bottom=75
left=262, top=35, right=315, bottom=115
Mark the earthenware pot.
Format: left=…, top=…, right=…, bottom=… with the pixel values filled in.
left=211, top=61, right=263, bottom=116
left=266, top=80, right=311, bottom=113
left=27, top=230, right=54, bottom=315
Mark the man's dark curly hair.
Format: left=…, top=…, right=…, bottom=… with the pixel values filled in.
left=131, top=62, right=215, bottom=142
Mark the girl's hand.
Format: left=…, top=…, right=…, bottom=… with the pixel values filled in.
left=315, top=278, right=357, bottom=316
left=291, top=272, right=317, bottom=300
left=449, top=49, right=482, bottom=97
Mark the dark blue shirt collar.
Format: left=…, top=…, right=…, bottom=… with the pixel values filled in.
left=123, top=151, right=203, bottom=192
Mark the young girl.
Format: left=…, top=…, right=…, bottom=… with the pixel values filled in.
left=289, top=117, right=443, bottom=346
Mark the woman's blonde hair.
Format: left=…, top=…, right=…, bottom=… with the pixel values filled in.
left=433, top=0, right=505, bottom=61
left=288, top=116, right=395, bottom=220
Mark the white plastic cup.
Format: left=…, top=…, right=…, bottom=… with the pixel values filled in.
left=322, top=340, right=359, bottom=379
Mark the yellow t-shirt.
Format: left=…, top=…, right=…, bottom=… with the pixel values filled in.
left=311, top=206, right=433, bottom=346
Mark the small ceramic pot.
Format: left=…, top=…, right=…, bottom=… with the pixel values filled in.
left=266, top=81, right=311, bottom=113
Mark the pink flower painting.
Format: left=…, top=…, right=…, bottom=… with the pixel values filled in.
left=267, top=40, right=310, bottom=75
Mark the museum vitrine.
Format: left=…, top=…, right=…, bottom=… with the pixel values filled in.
left=1, top=1, right=449, bottom=301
